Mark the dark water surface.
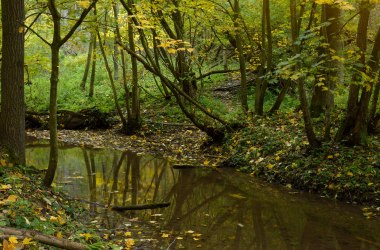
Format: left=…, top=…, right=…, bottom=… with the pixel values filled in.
left=26, top=139, right=380, bottom=249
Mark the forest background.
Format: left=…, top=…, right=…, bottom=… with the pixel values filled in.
left=0, top=0, right=380, bottom=247
left=0, top=0, right=379, bottom=247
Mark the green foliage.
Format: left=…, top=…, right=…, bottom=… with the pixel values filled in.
left=26, top=54, right=119, bottom=112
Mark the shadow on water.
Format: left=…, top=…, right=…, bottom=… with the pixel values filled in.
left=26, top=139, right=380, bottom=249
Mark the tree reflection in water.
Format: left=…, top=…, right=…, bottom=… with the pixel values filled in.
left=26, top=142, right=380, bottom=249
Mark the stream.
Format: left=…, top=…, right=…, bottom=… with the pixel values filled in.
left=26, top=138, right=380, bottom=249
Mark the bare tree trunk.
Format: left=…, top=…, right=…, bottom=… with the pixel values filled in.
left=44, top=0, right=98, bottom=187
left=80, top=33, right=94, bottom=91
left=128, top=0, right=141, bottom=133
left=97, top=31, right=128, bottom=132
left=233, top=0, right=248, bottom=113
left=0, top=0, right=25, bottom=165
left=44, top=0, right=61, bottom=187
left=290, top=0, right=320, bottom=148
left=335, top=0, right=371, bottom=144
left=89, top=30, right=97, bottom=97
left=255, top=0, right=272, bottom=115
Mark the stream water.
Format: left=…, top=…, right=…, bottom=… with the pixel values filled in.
left=26, top=138, right=380, bottom=250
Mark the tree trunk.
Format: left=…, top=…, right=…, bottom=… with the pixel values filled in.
left=335, top=0, right=370, bottom=144
left=255, top=0, right=272, bottom=116
left=310, top=4, right=341, bottom=119
left=290, top=0, right=320, bottom=148
left=43, top=0, right=61, bottom=187
left=233, top=0, right=248, bottom=113
left=0, top=0, right=25, bottom=165
left=80, top=33, right=94, bottom=91
left=97, top=31, right=128, bottom=132
left=44, top=0, right=98, bottom=186
left=128, top=0, right=141, bottom=133
left=89, top=30, right=97, bottom=97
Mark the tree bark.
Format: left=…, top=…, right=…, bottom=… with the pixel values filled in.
left=97, top=31, right=129, bottom=132
left=43, top=0, right=98, bottom=187
left=0, top=0, right=25, bottom=165
left=0, top=226, right=87, bottom=250
left=233, top=0, right=248, bottom=113
left=255, top=0, right=272, bottom=116
left=128, top=0, right=141, bottom=133
left=80, top=33, right=94, bottom=91
left=335, top=0, right=371, bottom=145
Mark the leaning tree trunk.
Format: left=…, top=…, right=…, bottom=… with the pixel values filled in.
left=0, top=0, right=25, bottom=165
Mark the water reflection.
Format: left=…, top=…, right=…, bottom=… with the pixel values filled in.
left=26, top=140, right=380, bottom=249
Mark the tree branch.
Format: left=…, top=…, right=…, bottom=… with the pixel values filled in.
left=0, top=226, right=87, bottom=250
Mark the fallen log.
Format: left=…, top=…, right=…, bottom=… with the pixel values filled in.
left=26, top=108, right=116, bottom=130
left=0, top=226, right=87, bottom=250
left=172, top=164, right=205, bottom=169
left=111, top=202, right=171, bottom=211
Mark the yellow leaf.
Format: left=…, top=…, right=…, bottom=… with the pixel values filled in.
left=77, top=1, right=90, bottom=8
left=8, top=236, right=18, bottom=244
left=346, top=171, right=354, bottom=177
left=80, top=233, right=92, bottom=241
left=203, top=160, right=209, bottom=166
left=56, top=232, right=63, bottom=239
left=167, top=48, right=177, bottom=54
left=0, top=184, right=12, bottom=190
left=22, top=238, right=33, bottom=245
left=6, top=195, right=18, bottom=203
left=49, top=216, right=58, bottom=223
left=327, top=155, right=334, bottom=159
left=125, top=238, right=135, bottom=248
left=266, top=163, right=274, bottom=169
left=125, top=231, right=132, bottom=237
left=162, top=233, right=170, bottom=238
left=177, top=236, right=184, bottom=240
left=57, top=216, right=66, bottom=225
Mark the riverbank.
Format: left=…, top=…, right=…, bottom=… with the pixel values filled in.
left=26, top=112, right=380, bottom=216
left=223, top=111, right=380, bottom=216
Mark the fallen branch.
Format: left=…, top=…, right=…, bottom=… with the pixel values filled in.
left=111, top=202, right=171, bottom=211
left=0, top=226, right=87, bottom=250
